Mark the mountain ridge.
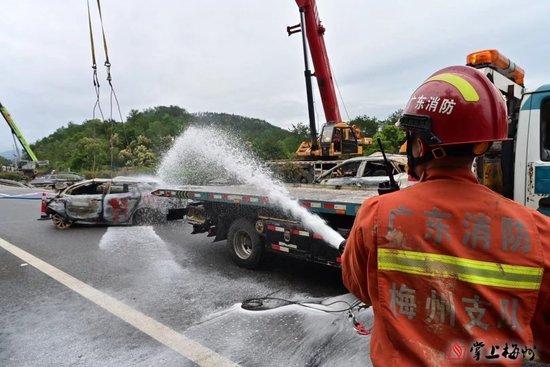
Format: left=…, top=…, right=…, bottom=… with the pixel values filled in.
left=30, top=105, right=305, bottom=173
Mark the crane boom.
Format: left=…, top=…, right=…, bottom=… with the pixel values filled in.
left=0, top=101, right=38, bottom=162
left=295, top=0, right=341, bottom=124
left=291, top=0, right=369, bottom=159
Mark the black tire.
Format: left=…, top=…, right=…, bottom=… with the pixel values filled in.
left=132, top=208, right=164, bottom=225
left=51, top=213, right=73, bottom=230
left=227, top=218, right=264, bottom=269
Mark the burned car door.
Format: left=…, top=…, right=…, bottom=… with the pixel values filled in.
left=358, top=160, right=411, bottom=188
left=357, top=160, right=392, bottom=187
left=102, top=183, right=140, bottom=224
left=318, top=160, right=364, bottom=186
left=64, top=181, right=106, bottom=221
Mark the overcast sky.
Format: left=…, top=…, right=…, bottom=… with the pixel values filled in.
left=1, top=0, right=549, bottom=152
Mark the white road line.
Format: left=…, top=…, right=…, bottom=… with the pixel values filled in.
left=0, top=237, right=238, bottom=367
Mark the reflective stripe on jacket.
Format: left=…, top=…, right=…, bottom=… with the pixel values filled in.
left=342, top=167, right=550, bottom=366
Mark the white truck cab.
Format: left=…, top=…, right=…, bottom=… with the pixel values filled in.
left=516, top=85, right=550, bottom=214
left=468, top=50, right=550, bottom=215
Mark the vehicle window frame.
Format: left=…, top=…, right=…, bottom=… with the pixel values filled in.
left=65, top=182, right=106, bottom=196
left=321, top=125, right=334, bottom=143
left=107, top=182, right=131, bottom=195
left=328, top=160, right=362, bottom=179
left=361, top=160, right=390, bottom=177
left=64, top=183, right=84, bottom=195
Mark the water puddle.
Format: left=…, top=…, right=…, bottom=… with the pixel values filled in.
left=185, top=294, right=373, bottom=366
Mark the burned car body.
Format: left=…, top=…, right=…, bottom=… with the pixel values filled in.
left=46, top=178, right=185, bottom=229
left=314, top=154, right=410, bottom=188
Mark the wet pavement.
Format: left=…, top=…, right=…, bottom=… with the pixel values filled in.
left=0, top=187, right=372, bottom=366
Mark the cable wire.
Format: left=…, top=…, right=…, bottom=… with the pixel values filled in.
left=333, top=73, right=350, bottom=121
left=96, top=0, right=127, bottom=145
left=11, top=133, right=21, bottom=162
left=87, top=0, right=105, bottom=122
left=241, top=296, right=362, bottom=314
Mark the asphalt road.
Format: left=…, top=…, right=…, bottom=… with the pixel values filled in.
left=0, top=187, right=372, bottom=367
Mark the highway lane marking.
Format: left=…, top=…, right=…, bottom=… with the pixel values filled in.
left=0, top=192, right=43, bottom=200
left=0, top=237, right=238, bottom=367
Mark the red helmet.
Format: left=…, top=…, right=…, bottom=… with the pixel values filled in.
left=398, top=65, right=508, bottom=146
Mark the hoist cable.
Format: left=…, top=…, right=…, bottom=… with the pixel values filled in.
left=96, top=0, right=111, bottom=69
left=11, top=133, right=21, bottom=162
left=109, top=85, right=124, bottom=125
left=96, top=0, right=127, bottom=145
left=87, top=0, right=105, bottom=121
left=332, top=69, right=350, bottom=121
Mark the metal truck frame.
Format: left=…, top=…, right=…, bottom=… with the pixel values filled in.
left=153, top=185, right=376, bottom=269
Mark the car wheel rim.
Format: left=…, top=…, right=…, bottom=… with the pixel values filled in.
left=233, top=230, right=252, bottom=260
left=52, top=214, right=71, bottom=229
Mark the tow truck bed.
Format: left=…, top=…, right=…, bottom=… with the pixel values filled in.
left=154, top=184, right=376, bottom=217
left=153, top=184, right=376, bottom=268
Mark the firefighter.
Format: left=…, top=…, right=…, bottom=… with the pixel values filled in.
left=341, top=65, right=549, bottom=366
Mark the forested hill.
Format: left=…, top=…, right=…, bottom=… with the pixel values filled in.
left=31, top=105, right=404, bottom=176
left=31, top=106, right=305, bottom=174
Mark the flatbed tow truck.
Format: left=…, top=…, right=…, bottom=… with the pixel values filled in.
left=153, top=184, right=375, bottom=268
left=154, top=49, right=550, bottom=269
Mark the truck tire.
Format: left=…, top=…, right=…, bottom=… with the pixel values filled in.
left=227, top=218, right=264, bottom=269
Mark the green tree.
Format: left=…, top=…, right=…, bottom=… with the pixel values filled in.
left=0, top=156, right=11, bottom=166
left=349, top=115, right=380, bottom=137
left=69, top=137, right=109, bottom=172
left=290, top=123, right=310, bottom=139
left=367, top=124, right=406, bottom=154
left=384, top=109, right=403, bottom=126
left=253, top=139, right=286, bottom=160
left=119, top=135, right=156, bottom=167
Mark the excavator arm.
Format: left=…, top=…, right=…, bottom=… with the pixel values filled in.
left=0, top=101, right=39, bottom=162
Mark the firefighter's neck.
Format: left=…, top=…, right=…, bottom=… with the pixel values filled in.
left=413, top=139, right=474, bottom=178
left=415, top=157, right=473, bottom=179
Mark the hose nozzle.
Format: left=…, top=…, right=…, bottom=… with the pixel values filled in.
left=338, top=240, right=346, bottom=254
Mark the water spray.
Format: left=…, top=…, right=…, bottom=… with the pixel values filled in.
left=158, top=126, right=344, bottom=249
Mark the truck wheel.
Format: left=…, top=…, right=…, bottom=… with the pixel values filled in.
left=227, top=218, right=264, bottom=269
left=51, top=213, right=73, bottom=230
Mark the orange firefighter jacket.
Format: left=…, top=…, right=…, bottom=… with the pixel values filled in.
left=342, top=167, right=549, bottom=366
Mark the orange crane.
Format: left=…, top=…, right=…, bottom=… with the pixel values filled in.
left=288, top=0, right=370, bottom=159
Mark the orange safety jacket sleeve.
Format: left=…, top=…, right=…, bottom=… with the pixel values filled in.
left=531, top=210, right=550, bottom=362
left=341, top=197, right=379, bottom=305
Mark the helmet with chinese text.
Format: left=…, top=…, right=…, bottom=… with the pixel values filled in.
left=397, top=65, right=508, bottom=147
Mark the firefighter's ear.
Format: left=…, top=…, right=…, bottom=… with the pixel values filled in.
left=412, top=137, right=425, bottom=158
left=472, top=142, right=490, bottom=155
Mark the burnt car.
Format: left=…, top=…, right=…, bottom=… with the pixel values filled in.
left=30, top=172, right=83, bottom=189
left=46, top=178, right=186, bottom=229
left=314, top=154, right=410, bottom=188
